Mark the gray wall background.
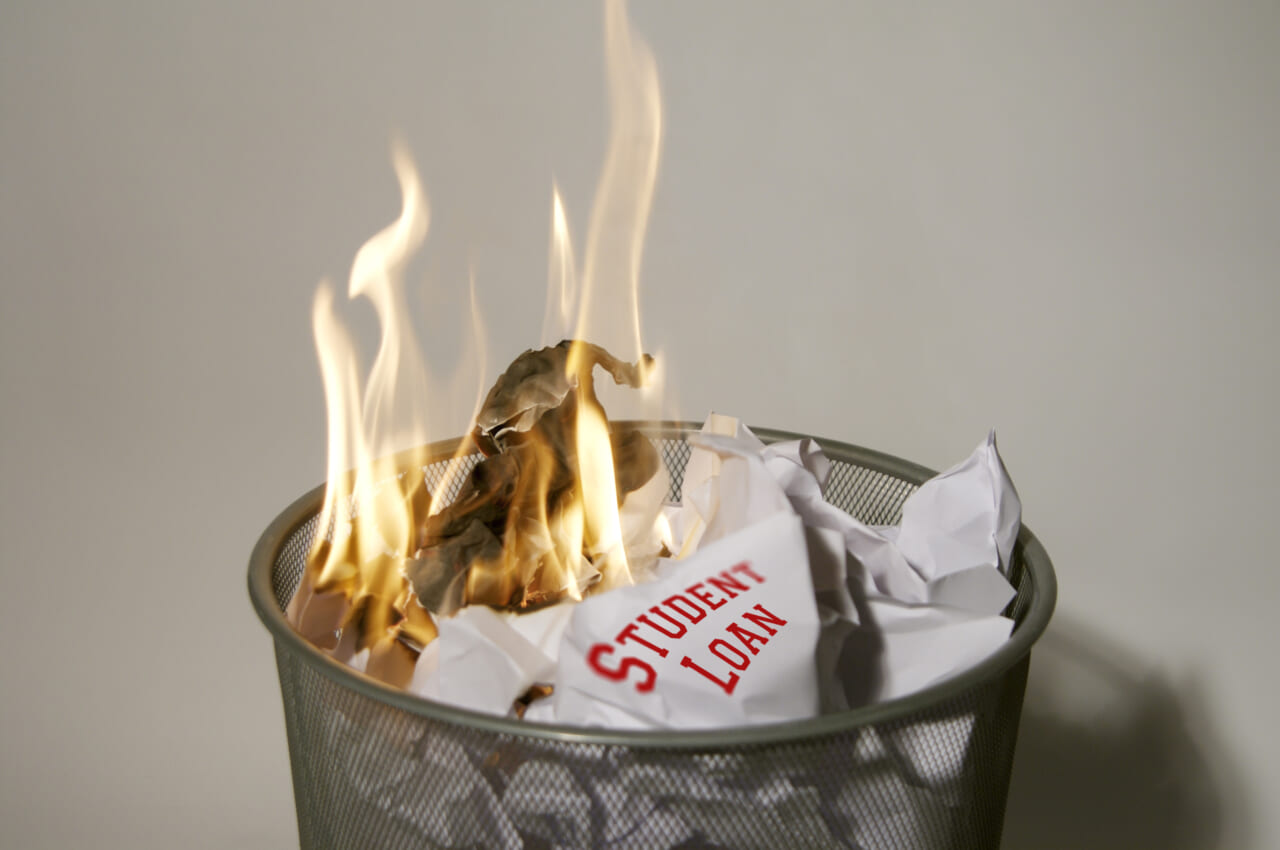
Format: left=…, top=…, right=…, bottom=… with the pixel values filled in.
left=2, top=2, right=1276, bottom=848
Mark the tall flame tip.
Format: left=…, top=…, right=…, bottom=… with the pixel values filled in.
left=298, top=0, right=667, bottom=685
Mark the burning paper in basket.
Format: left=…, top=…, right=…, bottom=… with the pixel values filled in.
left=283, top=0, right=1022, bottom=729
left=270, top=3, right=1041, bottom=844
left=291, top=363, right=1022, bottom=729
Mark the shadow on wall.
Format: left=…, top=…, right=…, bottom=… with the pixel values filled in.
left=1001, top=617, right=1248, bottom=850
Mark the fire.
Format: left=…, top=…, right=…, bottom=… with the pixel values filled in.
left=572, top=381, right=631, bottom=587
left=288, top=0, right=666, bottom=688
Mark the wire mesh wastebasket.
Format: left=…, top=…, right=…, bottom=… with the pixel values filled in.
left=249, top=423, right=1056, bottom=850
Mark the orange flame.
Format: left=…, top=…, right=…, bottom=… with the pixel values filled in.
left=289, top=0, right=667, bottom=688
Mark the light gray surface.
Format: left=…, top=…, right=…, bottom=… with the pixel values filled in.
left=1, top=2, right=1275, bottom=848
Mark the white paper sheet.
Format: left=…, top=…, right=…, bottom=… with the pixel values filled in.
left=666, top=413, right=766, bottom=557
left=893, top=430, right=1020, bottom=615
left=838, top=596, right=1015, bottom=705
left=554, top=511, right=821, bottom=729
left=412, top=604, right=557, bottom=716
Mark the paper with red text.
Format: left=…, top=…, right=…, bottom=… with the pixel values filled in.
left=554, top=511, right=821, bottom=729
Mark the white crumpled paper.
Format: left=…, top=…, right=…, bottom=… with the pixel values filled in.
left=838, top=430, right=1020, bottom=707
left=354, top=413, right=1027, bottom=849
left=414, top=601, right=574, bottom=715
left=555, top=510, right=821, bottom=729
left=403, top=414, right=1022, bottom=730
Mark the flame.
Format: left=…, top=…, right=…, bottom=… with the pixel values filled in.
left=572, top=383, right=631, bottom=588
left=293, top=144, right=445, bottom=684
left=578, top=0, right=663, bottom=361
left=552, top=0, right=666, bottom=590
left=540, top=188, right=577, bottom=348
left=310, top=283, right=363, bottom=589
left=290, top=0, right=667, bottom=688
left=426, top=274, right=489, bottom=519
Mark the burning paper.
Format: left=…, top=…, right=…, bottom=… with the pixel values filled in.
left=288, top=332, right=664, bottom=697
left=291, top=352, right=1024, bottom=731
left=393, top=405, right=1030, bottom=731
left=407, top=339, right=660, bottom=617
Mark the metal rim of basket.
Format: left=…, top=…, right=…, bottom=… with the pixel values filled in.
left=248, top=421, right=1058, bottom=750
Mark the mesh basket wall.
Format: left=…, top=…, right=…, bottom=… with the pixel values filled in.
left=258, top=428, right=1050, bottom=850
